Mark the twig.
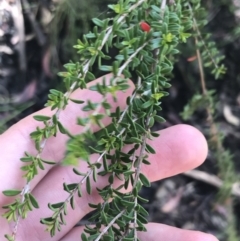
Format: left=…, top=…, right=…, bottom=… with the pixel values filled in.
left=95, top=210, right=126, bottom=241
left=183, top=170, right=240, bottom=197
left=189, top=3, right=219, bottom=69
left=12, top=0, right=26, bottom=72
left=21, top=0, right=46, bottom=46
left=117, top=42, right=148, bottom=75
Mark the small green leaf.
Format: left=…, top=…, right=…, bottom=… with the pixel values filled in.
left=66, top=183, right=78, bottom=191
left=29, top=193, right=39, bottom=208
left=73, top=168, right=86, bottom=176
left=57, top=121, right=67, bottom=134
left=81, top=233, right=88, bottom=241
left=92, top=18, right=104, bottom=27
left=142, top=159, right=151, bottom=165
left=4, top=234, right=15, bottom=241
left=102, top=101, right=112, bottom=109
left=99, top=65, right=113, bottom=72
left=137, top=204, right=149, bottom=216
left=86, top=176, right=92, bottom=194
left=78, top=185, right=82, bottom=197
left=137, top=213, right=148, bottom=224
left=93, top=167, right=97, bottom=182
left=108, top=174, right=114, bottom=184
left=151, top=132, right=160, bottom=137
left=108, top=4, right=121, bottom=13
left=77, top=117, right=89, bottom=126
left=141, top=100, right=154, bottom=109
left=70, top=196, right=75, bottom=210
left=2, top=189, right=21, bottom=196
left=122, top=238, right=134, bottom=241
left=88, top=203, right=99, bottom=208
left=145, top=144, right=156, bottom=154
left=41, top=159, right=56, bottom=165
left=88, top=146, right=103, bottom=153
left=33, top=115, right=51, bottom=122
left=137, top=195, right=149, bottom=203
left=128, top=137, right=142, bottom=144
left=139, top=173, right=151, bottom=187
left=49, top=202, right=64, bottom=209
left=70, top=99, right=84, bottom=104
left=154, top=115, right=166, bottom=123
left=86, top=71, right=96, bottom=81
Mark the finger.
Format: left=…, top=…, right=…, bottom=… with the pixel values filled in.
left=136, top=223, right=218, bottom=241
left=144, top=124, right=208, bottom=181
left=0, top=74, right=134, bottom=199
left=13, top=124, right=208, bottom=241
left=59, top=223, right=218, bottom=241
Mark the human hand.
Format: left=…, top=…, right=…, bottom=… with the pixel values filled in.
left=0, top=74, right=218, bottom=241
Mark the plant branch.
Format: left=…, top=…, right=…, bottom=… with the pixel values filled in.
left=183, top=170, right=240, bottom=197
left=189, top=3, right=219, bottom=69
left=95, top=210, right=126, bottom=241
left=10, top=1, right=149, bottom=236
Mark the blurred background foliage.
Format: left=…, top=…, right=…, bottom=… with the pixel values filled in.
left=0, top=0, right=240, bottom=240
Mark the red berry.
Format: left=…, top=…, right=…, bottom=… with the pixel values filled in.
left=140, top=21, right=151, bottom=32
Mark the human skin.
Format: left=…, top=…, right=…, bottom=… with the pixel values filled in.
left=0, top=74, right=218, bottom=241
